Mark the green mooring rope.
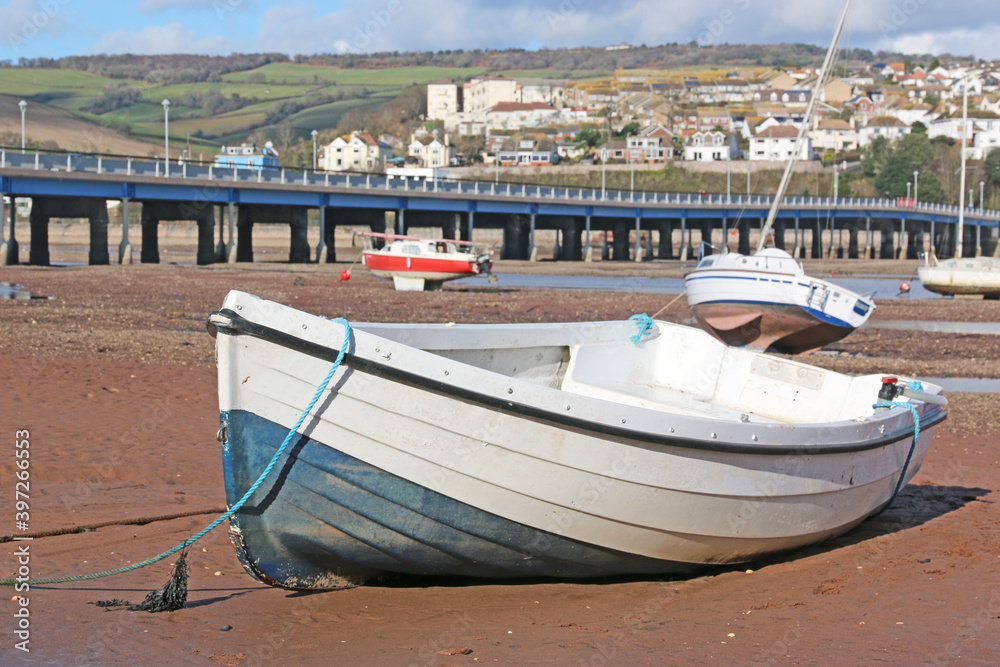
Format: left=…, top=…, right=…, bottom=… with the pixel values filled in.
left=1, top=318, right=352, bottom=587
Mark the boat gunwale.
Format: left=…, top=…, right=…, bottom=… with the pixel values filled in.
left=210, top=308, right=945, bottom=457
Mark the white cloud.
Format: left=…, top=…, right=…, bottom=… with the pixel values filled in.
left=882, top=25, right=1000, bottom=60
left=1, top=0, right=74, bottom=51
left=90, top=23, right=237, bottom=55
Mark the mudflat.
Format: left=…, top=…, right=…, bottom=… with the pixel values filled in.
left=2, top=250, right=998, bottom=666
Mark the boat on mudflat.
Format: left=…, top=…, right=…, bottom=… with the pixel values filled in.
left=918, top=256, right=1000, bottom=299
left=357, top=231, right=494, bottom=291
left=208, top=291, right=945, bottom=590
left=685, top=0, right=873, bottom=354
left=685, top=248, right=876, bottom=354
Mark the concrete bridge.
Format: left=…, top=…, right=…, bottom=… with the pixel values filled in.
left=1, top=149, right=998, bottom=266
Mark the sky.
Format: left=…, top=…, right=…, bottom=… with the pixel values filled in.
left=1, top=0, right=998, bottom=62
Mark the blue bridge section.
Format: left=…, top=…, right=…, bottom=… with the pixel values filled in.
left=1, top=149, right=998, bottom=266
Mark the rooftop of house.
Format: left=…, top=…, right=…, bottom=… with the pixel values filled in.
left=488, top=102, right=558, bottom=113
left=865, top=116, right=908, bottom=128
left=816, top=119, right=853, bottom=131
left=755, top=125, right=801, bottom=139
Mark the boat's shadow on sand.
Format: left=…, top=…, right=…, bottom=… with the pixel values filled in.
left=310, top=483, right=990, bottom=593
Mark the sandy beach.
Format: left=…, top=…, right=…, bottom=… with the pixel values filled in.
left=2, top=230, right=999, bottom=665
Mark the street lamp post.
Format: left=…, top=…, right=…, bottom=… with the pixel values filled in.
left=161, top=99, right=171, bottom=177
left=600, top=148, right=608, bottom=200
left=18, top=100, right=27, bottom=152
left=311, top=130, right=319, bottom=171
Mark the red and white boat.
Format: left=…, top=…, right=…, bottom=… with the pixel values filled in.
left=357, top=232, right=495, bottom=291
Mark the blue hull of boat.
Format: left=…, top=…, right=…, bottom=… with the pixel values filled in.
left=221, top=409, right=690, bottom=589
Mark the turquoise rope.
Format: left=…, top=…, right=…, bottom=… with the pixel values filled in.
left=871, top=400, right=921, bottom=516
left=1, top=318, right=353, bottom=587
left=628, top=314, right=655, bottom=344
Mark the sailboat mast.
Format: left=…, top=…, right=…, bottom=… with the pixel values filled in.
left=956, top=78, right=968, bottom=259
left=756, top=0, right=854, bottom=253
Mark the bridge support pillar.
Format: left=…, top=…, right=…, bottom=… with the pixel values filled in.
left=879, top=223, right=895, bottom=259
left=236, top=207, right=254, bottom=262
left=699, top=220, right=713, bottom=258
left=560, top=217, right=583, bottom=261
left=141, top=206, right=160, bottom=264
left=737, top=218, right=750, bottom=255
left=289, top=209, right=310, bottom=263
left=528, top=213, right=537, bottom=262
left=25, top=197, right=110, bottom=266
left=635, top=217, right=645, bottom=262
left=611, top=219, right=629, bottom=261
left=658, top=220, right=674, bottom=260
left=679, top=217, right=691, bottom=261
left=499, top=214, right=529, bottom=260
left=215, top=205, right=226, bottom=262
left=316, top=206, right=328, bottom=264
left=906, top=224, right=920, bottom=260
left=811, top=218, right=823, bottom=259
left=137, top=201, right=215, bottom=265
left=0, top=195, right=18, bottom=266
left=773, top=219, right=786, bottom=251
left=848, top=226, right=860, bottom=259
left=441, top=215, right=457, bottom=240
left=226, top=203, right=237, bottom=263
left=0, top=192, right=11, bottom=266
left=118, top=198, right=132, bottom=265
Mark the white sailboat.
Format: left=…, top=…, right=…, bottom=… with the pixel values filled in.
left=918, top=77, right=1000, bottom=299
left=685, top=0, right=877, bottom=354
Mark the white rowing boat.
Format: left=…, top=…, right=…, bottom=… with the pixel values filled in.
left=209, top=291, right=945, bottom=589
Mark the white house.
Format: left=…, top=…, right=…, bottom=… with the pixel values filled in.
left=483, top=102, right=559, bottom=131
left=498, top=136, right=559, bottom=166
left=427, top=79, right=460, bottom=120
left=408, top=132, right=456, bottom=168
left=809, top=119, right=858, bottom=152
left=684, top=130, right=737, bottom=162
left=750, top=125, right=812, bottom=161
left=628, top=125, right=675, bottom=162
left=858, top=117, right=911, bottom=147
left=320, top=132, right=392, bottom=172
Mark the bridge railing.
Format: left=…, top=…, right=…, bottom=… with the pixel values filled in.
left=2, top=147, right=998, bottom=222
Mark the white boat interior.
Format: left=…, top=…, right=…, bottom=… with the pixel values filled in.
left=357, top=320, right=905, bottom=428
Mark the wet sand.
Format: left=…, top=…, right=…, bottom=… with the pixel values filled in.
left=2, top=236, right=999, bottom=665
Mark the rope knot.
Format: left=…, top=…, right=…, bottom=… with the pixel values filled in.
left=628, top=314, right=655, bottom=345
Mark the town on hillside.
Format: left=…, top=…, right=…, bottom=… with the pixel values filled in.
left=296, top=62, right=999, bottom=183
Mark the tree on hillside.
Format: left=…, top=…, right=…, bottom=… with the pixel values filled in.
left=874, top=133, right=944, bottom=202
left=614, top=122, right=640, bottom=139
left=986, top=150, right=1000, bottom=188
left=575, top=127, right=605, bottom=149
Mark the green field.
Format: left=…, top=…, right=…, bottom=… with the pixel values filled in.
left=1, top=60, right=611, bottom=159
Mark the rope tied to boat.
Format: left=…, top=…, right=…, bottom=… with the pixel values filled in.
left=628, top=314, right=655, bottom=344
left=870, top=400, right=921, bottom=516
left=0, top=318, right=353, bottom=605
